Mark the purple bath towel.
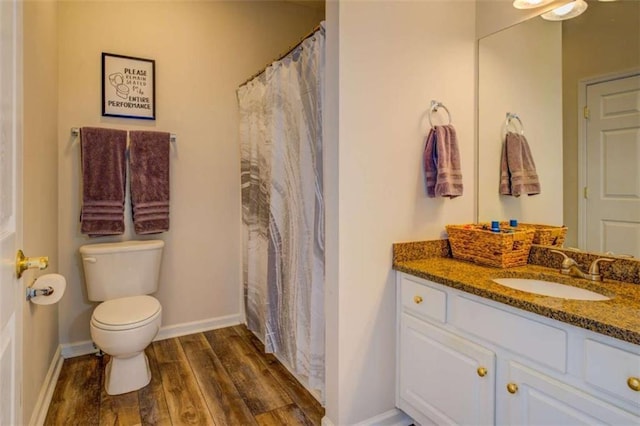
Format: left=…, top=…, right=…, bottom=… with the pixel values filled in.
left=129, top=131, right=171, bottom=234
left=500, top=132, right=541, bottom=197
left=80, top=127, right=127, bottom=236
left=423, top=124, right=463, bottom=198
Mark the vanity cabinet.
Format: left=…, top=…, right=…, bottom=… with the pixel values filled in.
left=399, top=314, right=495, bottom=425
left=504, top=360, right=637, bottom=425
left=396, top=273, right=640, bottom=426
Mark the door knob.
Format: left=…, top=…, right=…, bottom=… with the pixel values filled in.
left=16, top=250, right=49, bottom=278
left=477, top=367, right=488, bottom=377
left=506, top=383, right=519, bottom=394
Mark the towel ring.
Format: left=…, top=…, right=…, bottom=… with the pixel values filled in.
left=505, top=112, right=524, bottom=135
left=428, top=100, right=452, bottom=128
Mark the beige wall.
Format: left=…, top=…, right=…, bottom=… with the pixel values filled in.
left=22, top=1, right=59, bottom=423
left=478, top=17, right=563, bottom=225
left=562, top=0, right=640, bottom=247
left=324, top=1, right=476, bottom=423
left=57, top=1, right=323, bottom=344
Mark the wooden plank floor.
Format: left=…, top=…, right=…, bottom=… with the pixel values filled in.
left=45, top=325, right=324, bottom=426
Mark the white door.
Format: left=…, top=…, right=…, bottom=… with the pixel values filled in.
left=0, top=0, right=22, bottom=424
left=586, top=74, right=640, bottom=257
left=399, top=314, right=496, bottom=426
left=504, top=361, right=639, bottom=425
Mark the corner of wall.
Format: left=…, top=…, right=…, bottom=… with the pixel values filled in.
left=22, top=0, right=60, bottom=423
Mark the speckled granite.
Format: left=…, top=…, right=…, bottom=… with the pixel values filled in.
left=393, top=240, right=640, bottom=345
left=392, top=239, right=451, bottom=263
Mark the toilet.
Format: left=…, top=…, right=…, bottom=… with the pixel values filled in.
left=79, top=240, right=164, bottom=395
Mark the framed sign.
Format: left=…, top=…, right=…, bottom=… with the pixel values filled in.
left=102, top=52, right=155, bottom=120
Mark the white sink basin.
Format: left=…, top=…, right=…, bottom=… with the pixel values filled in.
left=492, top=278, right=610, bottom=301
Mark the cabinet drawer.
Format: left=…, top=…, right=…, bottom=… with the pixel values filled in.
left=400, top=275, right=446, bottom=323
left=450, top=295, right=567, bottom=372
left=584, top=339, right=640, bottom=407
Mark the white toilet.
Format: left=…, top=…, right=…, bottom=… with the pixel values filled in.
left=79, top=240, right=164, bottom=395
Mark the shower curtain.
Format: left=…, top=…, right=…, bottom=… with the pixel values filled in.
left=238, top=24, right=325, bottom=396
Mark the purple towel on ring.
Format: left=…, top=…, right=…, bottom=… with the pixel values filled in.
left=500, top=132, right=540, bottom=197
left=423, top=124, right=463, bottom=198
left=129, top=131, right=170, bottom=234
left=80, top=127, right=127, bottom=236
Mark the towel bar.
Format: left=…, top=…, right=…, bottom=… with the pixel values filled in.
left=71, top=127, right=177, bottom=144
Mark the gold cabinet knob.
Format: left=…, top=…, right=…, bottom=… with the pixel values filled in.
left=477, top=367, right=488, bottom=377
left=628, top=377, right=640, bottom=392
left=413, top=295, right=423, bottom=304
left=506, top=383, right=518, bottom=394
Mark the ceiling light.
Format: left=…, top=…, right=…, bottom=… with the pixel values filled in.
left=513, top=0, right=554, bottom=9
left=541, top=0, right=588, bottom=20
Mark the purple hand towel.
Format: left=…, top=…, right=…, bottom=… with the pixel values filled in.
left=80, top=127, right=127, bottom=236
left=129, top=131, right=171, bottom=234
left=423, top=127, right=439, bottom=197
left=500, top=132, right=541, bottom=197
left=423, top=124, right=463, bottom=198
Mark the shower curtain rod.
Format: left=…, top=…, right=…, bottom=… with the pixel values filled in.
left=238, top=23, right=322, bottom=88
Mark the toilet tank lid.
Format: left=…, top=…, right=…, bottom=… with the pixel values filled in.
left=79, top=240, right=164, bottom=255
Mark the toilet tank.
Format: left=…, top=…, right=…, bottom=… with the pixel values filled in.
left=79, top=240, right=165, bottom=301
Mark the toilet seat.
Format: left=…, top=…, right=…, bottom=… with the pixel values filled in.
left=92, top=295, right=161, bottom=331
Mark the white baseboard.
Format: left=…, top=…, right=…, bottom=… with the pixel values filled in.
left=155, top=313, right=241, bottom=341
left=356, top=409, right=413, bottom=426
left=61, top=313, right=243, bottom=358
left=323, top=409, right=414, bottom=426
left=29, top=345, right=64, bottom=426
left=61, top=339, right=97, bottom=358
left=321, top=416, right=335, bottom=426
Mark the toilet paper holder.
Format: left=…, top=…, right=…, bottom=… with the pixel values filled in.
left=26, top=273, right=66, bottom=305
left=26, top=286, right=54, bottom=302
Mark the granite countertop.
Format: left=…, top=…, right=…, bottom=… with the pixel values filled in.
left=393, top=242, right=640, bottom=346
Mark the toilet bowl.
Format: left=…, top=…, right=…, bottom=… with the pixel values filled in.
left=90, top=295, right=162, bottom=395
left=80, top=240, right=165, bottom=395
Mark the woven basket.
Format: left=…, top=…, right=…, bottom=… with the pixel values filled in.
left=446, top=224, right=535, bottom=268
left=512, top=223, right=567, bottom=246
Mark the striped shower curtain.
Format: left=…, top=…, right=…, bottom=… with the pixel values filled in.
left=238, top=25, right=325, bottom=396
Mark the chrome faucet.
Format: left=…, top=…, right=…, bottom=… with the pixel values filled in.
left=550, top=250, right=613, bottom=282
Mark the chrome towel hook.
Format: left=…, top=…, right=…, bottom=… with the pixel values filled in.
left=505, top=112, right=524, bottom=135
left=428, top=100, right=452, bottom=128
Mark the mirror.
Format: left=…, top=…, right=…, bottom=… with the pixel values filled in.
left=478, top=1, right=640, bottom=256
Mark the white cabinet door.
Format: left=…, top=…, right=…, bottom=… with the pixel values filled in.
left=504, top=361, right=640, bottom=425
left=399, top=314, right=495, bottom=426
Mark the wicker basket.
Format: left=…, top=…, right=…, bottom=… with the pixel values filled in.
left=446, top=224, right=535, bottom=268
left=512, top=223, right=567, bottom=246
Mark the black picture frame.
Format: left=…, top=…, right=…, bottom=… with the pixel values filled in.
left=102, top=52, right=156, bottom=120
